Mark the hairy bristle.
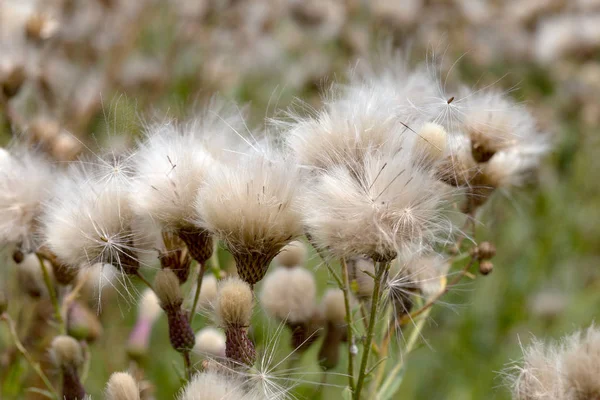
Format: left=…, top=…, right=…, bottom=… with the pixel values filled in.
left=178, top=372, right=260, bottom=400
left=215, top=277, right=253, bottom=327
left=105, top=372, right=140, bottom=400
left=153, top=269, right=183, bottom=309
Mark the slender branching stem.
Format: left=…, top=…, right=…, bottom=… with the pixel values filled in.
left=189, top=262, right=207, bottom=324
left=354, top=261, right=389, bottom=400
left=36, top=254, right=65, bottom=334
left=0, top=314, right=60, bottom=400
left=135, top=271, right=154, bottom=290
left=340, top=258, right=355, bottom=391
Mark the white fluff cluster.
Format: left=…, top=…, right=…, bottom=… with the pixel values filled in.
left=0, top=146, right=55, bottom=252
left=41, top=157, right=141, bottom=270
left=130, top=103, right=244, bottom=230
left=259, top=266, right=317, bottom=324
left=178, top=372, right=264, bottom=400
left=508, top=326, right=600, bottom=400
left=195, top=152, right=303, bottom=278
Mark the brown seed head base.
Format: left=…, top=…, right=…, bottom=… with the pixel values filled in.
left=318, top=321, right=345, bottom=370
left=225, top=326, right=256, bottom=367
left=178, top=227, right=214, bottom=264
left=166, top=308, right=195, bottom=353
left=62, top=365, right=86, bottom=400
left=289, top=321, right=321, bottom=353
left=234, top=252, right=278, bottom=286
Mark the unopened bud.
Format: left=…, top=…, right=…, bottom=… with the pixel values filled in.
left=50, top=336, right=86, bottom=400
left=479, top=260, right=494, bottom=275
left=477, top=242, right=496, bottom=260
left=153, top=269, right=183, bottom=310
left=178, top=227, right=214, bottom=265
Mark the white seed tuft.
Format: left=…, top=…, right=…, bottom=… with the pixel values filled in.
left=260, top=266, right=317, bottom=324
left=215, top=277, right=253, bottom=327
left=105, top=372, right=140, bottom=400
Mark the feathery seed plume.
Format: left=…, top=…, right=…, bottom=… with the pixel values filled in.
left=51, top=335, right=86, bottom=400
left=105, top=372, right=140, bottom=400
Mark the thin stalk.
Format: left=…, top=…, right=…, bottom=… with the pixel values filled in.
left=36, top=254, right=64, bottom=334
left=189, top=262, right=206, bottom=324
left=182, top=351, right=192, bottom=381
left=340, top=258, right=355, bottom=391
left=1, top=314, right=60, bottom=400
left=354, top=261, right=389, bottom=400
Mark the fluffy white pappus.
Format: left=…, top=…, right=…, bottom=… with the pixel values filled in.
left=259, top=266, right=317, bottom=324
left=41, top=163, right=141, bottom=270
left=130, top=122, right=216, bottom=230
left=390, top=254, right=450, bottom=302
left=195, top=154, right=303, bottom=271
left=561, top=326, right=600, bottom=400
left=194, top=327, right=226, bottom=359
left=282, top=81, right=414, bottom=172
left=138, top=288, right=162, bottom=323
left=105, top=372, right=140, bottom=400
left=460, top=90, right=546, bottom=155
left=481, top=145, right=547, bottom=189
left=303, top=151, right=455, bottom=261
left=0, top=146, right=55, bottom=251
left=321, top=288, right=346, bottom=325
left=178, top=372, right=263, bottom=400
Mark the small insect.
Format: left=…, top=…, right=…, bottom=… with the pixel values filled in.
left=447, top=96, right=455, bottom=104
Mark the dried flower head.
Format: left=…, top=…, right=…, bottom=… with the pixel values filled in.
left=272, top=240, right=308, bottom=268
left=194, top=327, right=226, bottom=359
left=105, top=372, right=140, bottom=400
left=260, top=266, right=317, bottom=324
left=215, top=277, right=254, bottom=327
left=50, top=335, right=84, bottom=369
left=178, top=372, right=261, bottom=400
left=41, top=161, right=141, bottom=274
left=196, top=154, right=302, bottom=285
left=153, top=269, right=183, bottom=310
left=0, top=146, right=54, bottom=252
left=562, top=327, right=600, bottom=400
left=303, top=151, right=454, bottom=261
left=321, top=288, right=347, bottom=325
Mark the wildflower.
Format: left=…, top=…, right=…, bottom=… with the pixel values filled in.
left=303, top=151, right=454, bottom=262
left=260, top=266, right=320, bottom=351
left=272, top=240, right=308, bottom=268
left=105, top=372, right=140, bottom=400
left=196, top=154, right=302, bottom=285
left=0, top=146, right=55, bottom=253
left=194, top=327, right=226, bottom=359
left=127, top=288, right=163, bottom=360
left=50, top=335, right=86, bottom=400
left=178, top=371, right=261, bottom=400
left=318, top=288, right=347, bottom=370
left=41, top=160, right=141, bottom=274
left=154, top=269, right=195, bottom=353
left=215, top=277, right=256, bottom=366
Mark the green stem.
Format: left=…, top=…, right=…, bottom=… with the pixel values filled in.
left=36, top=254, right=65, bottom=334
left=1, top=314, right=60, bottom=400
left=135, top=271, right=154, bottom=290
left=354, top=261, right=389, bottom=400
left=189, top=262, right=207, bottom=324
left=340, top=258, right=355, bottom=391
left=182, top=351, right=192, bottom=381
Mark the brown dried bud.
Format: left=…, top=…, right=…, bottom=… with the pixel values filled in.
left=12, top=249, right=24, bottom=264
left=160, top=231, right=192, bottom=284
left=53, top=262, right=79, bottom=285
left=477, top=242, right=496, bottom=260
left=225, top=326, right=256, bottom=366
left=0, top=63, right=25, bottom=98
left=178, top=227, right=214, bottom=265
left=479, top=260, right=494, bottom=275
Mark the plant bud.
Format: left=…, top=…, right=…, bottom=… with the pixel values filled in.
left=0, top=63, right=25, bottom=98
left=53, top=261, right=79, bottom=285
left=12, top=249, right=24, bottom=264
left=67, top=301, right=103, bottom=342
left=50, top=335, right=86, bottom=400
left=225, top=326, right=256, bottom=366
left=105, top=372, right=140, bottom=400
left=477, top=242, right=496, bottom=260
left=215, top=278, right=253, bottom=328
left=194, top=327, right=226, bottom=359
left=479, top=260, right=494, bottom=275
left=178, top=227, right=214, bottom=265
left=154, top=269, right=183, bottom=311
left=166, top=308, right=195, bottom=353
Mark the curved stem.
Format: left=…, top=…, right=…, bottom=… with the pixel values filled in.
left=1, top=314, right=60, bottom=400
left=36, top=254, right=64, bottom=334
left=189, top=262, right=206, bottom=324
left=354, top=261, right=389, bottom=400
left=135, top=271, right=154, bottom=290
left=340, top=258, right=355, bottom=391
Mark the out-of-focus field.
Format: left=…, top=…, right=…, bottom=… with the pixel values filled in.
left=1, top=1, right=600, bottom=399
